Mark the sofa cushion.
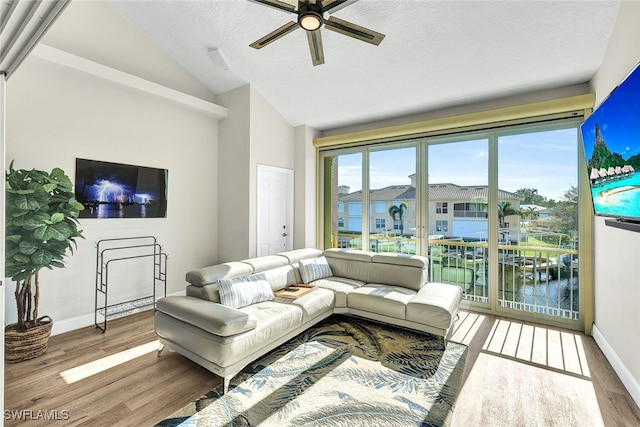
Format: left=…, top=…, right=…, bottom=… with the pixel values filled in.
left=313, top=277, right=365, bottom=308
left=186, top=261, right=253, bottom=287
left=299, top=256, right=333, bottom=284
left=347, top=284, right=416, bottom=319
left=324, top=248, right=373, bottom=263
left=289, top=288, right=336, bottom=322
left=156, top=296, right=257, bottom=337
left=323, top=255, right=372, bottom=283
left=406, top=282, right=463, bottom=331
left=372, top=253, right=428, bottom=269
left=277, top=248, right=323, bottom=264
left=218, top=279, right=275, bottom=309
left=258, top=264, right=299, bottom=292
left=240, top=255, right=290, bottom=273
left=210, top=301, right=304, bottom=366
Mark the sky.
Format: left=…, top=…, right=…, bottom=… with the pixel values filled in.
left=581, top=62, right=640, bottom=162
left=337, top=127, right=579, bottom=202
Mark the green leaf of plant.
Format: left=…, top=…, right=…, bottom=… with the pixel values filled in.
left=49, top=261, right=65, bottom=269
left=18, top=240, right=38, bottom=255
left=51, top=222, right=72, bottom=240
left=49, top=213, right=64, bottom=223
left=6, top=163, right=84, bottom=274
left=13, top=195, right=41, bottom=211
left=10, top=270, right=33, bottom=282
left=6, top=189, right=36, bottom=195
left=5, top=235, right=22, bottom=243
left=43, top=183, right=58, bottom=193
left=31, top=249, right=54, bottom=266
left=12, top=253, right=31, bottom=264
left=33, top=224, right=66, bottom=241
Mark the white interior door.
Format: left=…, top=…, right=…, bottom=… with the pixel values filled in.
left=257, top=164, right=294, bottom=256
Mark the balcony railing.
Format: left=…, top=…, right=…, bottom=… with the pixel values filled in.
left=429, top=239, right=579, bottom=320
left=332, top=233, right=579, bottom=320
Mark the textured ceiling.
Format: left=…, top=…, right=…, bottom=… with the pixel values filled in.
left=106, top=0, right=621, bottom=130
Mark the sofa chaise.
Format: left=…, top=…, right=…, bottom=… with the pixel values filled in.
left=154, top=248, right=463, bottom=393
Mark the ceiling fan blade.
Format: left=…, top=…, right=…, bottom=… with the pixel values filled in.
left=325, top=16, right=385, bottom=45
left=249, top=21, right=300, bottom=49
left=306, top=29, right=325, bottom=66
left=247, top=0, right=297, bottom=14
left=320, top=0, right=358, bottom=13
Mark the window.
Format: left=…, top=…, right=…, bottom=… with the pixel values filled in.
left=338, top=217, right=344, bottom=227
left=436, top=202, right=448, bottom=214
left=319, top=97, right=589, bottom=329
left=347, top=202, right=362, bottom=232
left=453, top=202, right=488, bottom=218
left=435, top=220, right=448, bottom=232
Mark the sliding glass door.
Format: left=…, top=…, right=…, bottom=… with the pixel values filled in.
left=320, top=118, right=584, bottom=328
left=369, top=146, right=416, bottom=254
left=323, top=152, right=361, bottom=249
left=427, top=137, right=490, bottom=305
left=497, top=125, right=580, bottom=320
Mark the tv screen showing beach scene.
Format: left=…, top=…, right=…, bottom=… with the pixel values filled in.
left=580, top=62, right=640, bottom=221
left=75, top=158, right=168, bottom=219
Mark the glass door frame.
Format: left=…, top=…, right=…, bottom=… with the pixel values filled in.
left=318, top=117, right=591, bottom=331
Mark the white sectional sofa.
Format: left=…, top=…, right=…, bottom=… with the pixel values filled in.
left=155, top=248, right=463, bottom=393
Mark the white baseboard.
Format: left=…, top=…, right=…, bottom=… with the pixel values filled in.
left=51, top=290, right=186, bottom=336
left=51, top=313, right=98, bottom=336
left=592, top=323, right=640, bottom=409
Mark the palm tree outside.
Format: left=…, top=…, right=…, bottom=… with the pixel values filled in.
left=388, top=201, right=408, bottom=236
left=498, top=201, right=519, bottom=228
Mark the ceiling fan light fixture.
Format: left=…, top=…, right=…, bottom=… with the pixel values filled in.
left=299, top=10, right=322, bottom=31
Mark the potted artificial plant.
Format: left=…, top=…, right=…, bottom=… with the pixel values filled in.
left=4, top=161, right=84, bottom=362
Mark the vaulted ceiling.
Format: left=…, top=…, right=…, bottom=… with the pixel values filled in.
left=100, top=1, right=621, bottom=130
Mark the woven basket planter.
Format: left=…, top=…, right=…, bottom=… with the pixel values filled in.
left=4, top=316, right=53, bottom=363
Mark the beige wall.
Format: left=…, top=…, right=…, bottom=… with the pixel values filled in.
left=321, top=83, right=591, bottom=137
left=43, top=1, right=216, bottom=102
left=217, top=85, right=298, bottom=261
left=294, top=125, right=320, bottom=249
left=589, top=0, right=640, bottom=407
left=248, top=86, right=296, bottom=257
left=217, top=85, right=252, bottom=261
left=3, top=1, right=222, bottom=334
left=5, top=56, right=220, bottom=332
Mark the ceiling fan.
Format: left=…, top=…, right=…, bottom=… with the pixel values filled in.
left=248, top=0, right=385, bottom=66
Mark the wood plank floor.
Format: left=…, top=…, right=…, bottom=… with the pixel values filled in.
left=4, top=310, right=640, bottom=426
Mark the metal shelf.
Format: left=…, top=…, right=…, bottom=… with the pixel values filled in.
left=94, top=236, right=167, bottom=332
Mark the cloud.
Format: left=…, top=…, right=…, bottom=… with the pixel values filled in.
left=472, top=150, right=488, bottom=160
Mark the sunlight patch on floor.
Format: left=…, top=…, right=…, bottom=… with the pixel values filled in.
left=482, top=319, right=590, bottom=377
left=59, top=340, right=159, bottom=384
left=449, top=311, right=488, bottom=345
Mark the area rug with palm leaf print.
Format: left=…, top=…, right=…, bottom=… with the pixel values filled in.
left=157, top=315, right=467, bottom=427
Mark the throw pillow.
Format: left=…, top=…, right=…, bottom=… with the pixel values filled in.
left=218, top=278, right=275, bottom=309
left=298, top=256, right=333, bottom=284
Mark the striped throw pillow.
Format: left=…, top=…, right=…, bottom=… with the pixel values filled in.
left=218, top=278, right=275, bottom=309
left=298, top=256, right=333, bottom=284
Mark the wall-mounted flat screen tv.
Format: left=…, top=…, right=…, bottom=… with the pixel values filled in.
left=580, top=62, right=640, bottom=223
left=75, top=158, right=168, bottom=219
